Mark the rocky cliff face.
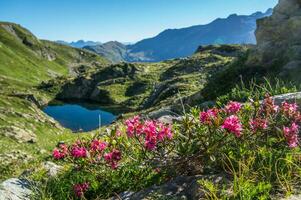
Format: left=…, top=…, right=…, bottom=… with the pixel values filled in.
left=249, top=0, right=301, bottom=79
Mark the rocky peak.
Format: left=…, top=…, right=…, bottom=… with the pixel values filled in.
left=248, top=0, right=301, bottom=79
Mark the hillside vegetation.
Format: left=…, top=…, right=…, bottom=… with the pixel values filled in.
left=0, top=22, right=109, bottom=180
left=49, top=45, right=248, bottom=114
left=2, top=1, right=301, bottom=198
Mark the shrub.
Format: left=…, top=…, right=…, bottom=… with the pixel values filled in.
left=48, top=95, right=301, bottom=199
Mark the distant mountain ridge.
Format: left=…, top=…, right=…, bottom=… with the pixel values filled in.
left=56, top=40, right=102, bottom=48
left=84, top=41, right=127, bottom=63
left=84, top=9, right=272, bottom=63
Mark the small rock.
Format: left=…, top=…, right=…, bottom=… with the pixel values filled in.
left=157, top=115, right=182, bottom=124
left=42, top=161, right=63, bottom=177
left=39, top=149, right=47, bottom=154
left=0, top=178, right=33, bottom=200
left=147, top=107, right=173, bottom=119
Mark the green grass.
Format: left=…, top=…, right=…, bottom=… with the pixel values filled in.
left=0, top=22, right=108, bottom=88
left=54, top=45, right=248, bottom=113
left=32, top=77, right=301, bottom=199
left=0, top=25, right=251, bottom=187
left=0, top=22, right=109, bottom=180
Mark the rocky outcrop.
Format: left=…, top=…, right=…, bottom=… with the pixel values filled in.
left=272, top=92, right=301, bottom=105
left=1, top=126, right=37, bottom=143
left=248, top=0, right=301, bottom=78
left=109, top=174, right=229, bottom=200
left=0, top=162, right=62, bottom=200
left=0, top=178, right=32, bottom=200
left=0, top=151, right=33, bottom=166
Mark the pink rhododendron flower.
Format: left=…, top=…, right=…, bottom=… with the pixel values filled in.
left=104, top=149, right=122, bottom=169
left=281, top=101, right=298, bottom=117
left=283, top=123, right=299, bottom=148
left=71, top=146, right=87, bottom=158
left=157, top=124, right=173, bottom=141
left=222, top=115, right=243, bottom=137
left=124, top=117, right=173, bottom=151
left=249, top=118, right=268, bottom=132
left=143, top=120, right=157, bottom=136
left=225, top=101, right=242, bottom=114
left=125, top=115, right=143, bottom=137
left=111, top=149, right=122, bottom=161
left=90, top=140, right=107, bottom=152
left=116, top=129, right=122, bottom=137
left=145, top=137, right=157, bottom=151
left=52, top=144, right=68, bottom=159
left=262, top=96, right=279, bottom=114
left=52, top=148, right=63, bottom=159
left=295, top=112, right=301, bottom=123
left=200, top=108, right=218, bottom=124
left=73, top=182, right=89, bottom=198
left=103, top=152, right=112, bottom=161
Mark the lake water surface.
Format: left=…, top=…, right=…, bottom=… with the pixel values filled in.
left=43, top=103, right=116, bottom=132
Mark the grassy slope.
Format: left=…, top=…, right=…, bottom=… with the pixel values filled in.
left=0, top=22, right=249, bottom=182
left=0, top=22, right=108, bottom=89
left=0, top=22, right=109, bottom=180
left=55, top=45, right=248, bottom=114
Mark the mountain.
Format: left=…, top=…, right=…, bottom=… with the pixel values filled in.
left=84, top=9, right=272, bottom=63
left=0, top=22, right=108, bottom=88
left=83, top=41, right=127, bottom=63
left=56, top=40, right=102, bottom=48
left=0, top=22, right=109, bottom=179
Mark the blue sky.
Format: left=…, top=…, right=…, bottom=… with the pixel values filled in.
left=0, top=0, right=278, bottom=43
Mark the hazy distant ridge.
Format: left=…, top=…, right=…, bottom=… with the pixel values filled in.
left=84, top=9, right=273, bottom=63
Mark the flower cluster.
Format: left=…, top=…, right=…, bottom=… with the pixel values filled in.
left=225, top=101, right=242, bottom=114
left=52, top=144, right=68, bottom=159
left=104, top=149, right=122, bottom=169
left=283, top=123, right=299, bottom=148
left=51, top=94, right=301, bottom=199
left=261, top=96, right=279, bottom=114
left=199, top=96, right=301, bottom=148
left=199, top=108, right=218, bottom=125
left=282, top=102, right=298, bottom=116
left=249, top=118, right=268, bottom=132
left=71, top=146, right=87, bottom=158
left=125, top=116, right=173, bottom=151
left=222, top=115, right=243, bottom=137
left=125, top=115, right=143, bottom=137
left=73, top=182, right=89, bottom=198
left=281, top=101, right=300, bottom=120
left=90, top=140, right=107, bottom=152
left=52, top=139, right=122, bottom=169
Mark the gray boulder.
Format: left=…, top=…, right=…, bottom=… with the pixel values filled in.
left=272, top=92, right=301, bottom=105
left=248, top=0, right=301, bottom=79
left=109, top=174, right=228, bottom=200
left=0, top=178, right=32, bottom=200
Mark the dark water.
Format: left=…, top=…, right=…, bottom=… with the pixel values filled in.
left=43, top=103, right=116, bottom=132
